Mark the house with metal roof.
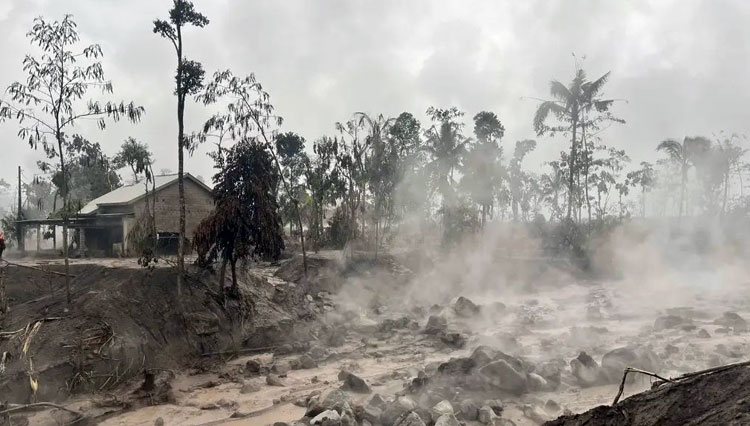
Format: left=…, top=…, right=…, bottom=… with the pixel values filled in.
left=17, top=173, right=214, bottom=256
left=78, top=173, right=214, bottom=256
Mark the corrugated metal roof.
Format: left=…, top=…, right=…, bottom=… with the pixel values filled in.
left=78, top=174, right=211, bottom=215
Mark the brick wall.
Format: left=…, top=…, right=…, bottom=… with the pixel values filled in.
left=132, top=178, right=214, bottom=238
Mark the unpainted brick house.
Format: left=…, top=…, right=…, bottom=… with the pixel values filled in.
left=76, top=173, right=213, bottom=256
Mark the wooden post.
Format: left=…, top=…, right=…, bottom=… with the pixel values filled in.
left=17, top=166, right=24, bottom=254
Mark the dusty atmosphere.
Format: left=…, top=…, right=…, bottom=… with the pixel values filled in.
left=1, top=1, right=750, bottom=425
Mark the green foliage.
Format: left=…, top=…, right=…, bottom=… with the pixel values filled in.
left=326, top=206, right=354, bottom=249
left=113, top=138, right=153, bottom=183
left=196, top=139, right=284, bottom=290
left=440, top=200, right=480, bottom=245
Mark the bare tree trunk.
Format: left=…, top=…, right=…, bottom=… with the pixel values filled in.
left=176, top=26, right=186, bottom=299
left=57, top=136, right=71, bottom=305
left=567, top=116, right=578, bottom=220
left=219, top=257, right=227, bottom=293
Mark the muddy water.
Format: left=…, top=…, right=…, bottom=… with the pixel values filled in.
left=83, top=274, right=750, bottom=425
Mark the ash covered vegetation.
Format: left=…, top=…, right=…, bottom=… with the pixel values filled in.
left=0, top=1, right=750, bottom=426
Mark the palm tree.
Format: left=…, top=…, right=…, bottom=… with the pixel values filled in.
left=356, top=112, right=395, bottom=258
left=711, top=137, right=746, bottom=215
left=656, top=136, right=711, bottom=217
left=423, top=107, right=467, bottom=205
left=533, top=70, right=585, bottom=220
left=533, top=68, right=621, bottom=222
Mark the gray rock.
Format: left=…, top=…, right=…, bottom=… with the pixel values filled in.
left=154, top=418, right=164, bottom=426
left=437, top=357, right=476, bottom=375
left=368, top=393, right=387, bottom=408
left=434, top=414, right=460, bottom=426
left=240, top=381, right=262, bottom=394
left=338, top=370, right=371, bottom=393
left=311, top=410, right=341, bottom=426
left=570, top=351, right=605, bottom=387
left=601, top=346, right=661, bottom=383
left=698, top=328, right=711, bottom=338
left=307, top=389, right=351, bottom=417
left=454, top=296, right=481, bottom=318
left=382, top=397, right=418, bottom=425
left=523, top=404, right=551, bottom=424
left=245, top=359, right=262, bottom=375
left=271, top=361, right=291, bottom=375
left=544, top=399, right=562, bottom=415
left=431, top=400, right=454, bottom=422
left=229, top=409, right=251, bottom=419
left=715, top=312, right=748, bottom=332
left=478, top=359, right=528, bottom=394
left=478, top=406, right=496, bottom=425
left=424, top=315, right=448, bottom=335
left=293, top=354, right=318, bottom=370
left=266, top=374, right=285, bottom=387
left=394, top=411, right=426, bottom=426
left=459, top=399, right=480, bottom=420
left=654, top=315, right=692, bottom=331
left=439, top=332, right=467, bottom=348
left=537, top=361, right=562, bottom=388
left=470, top=345, right=500, bottom=367
left=482, top=399, right=504, bottom=416
left=527, top=372, right=549, bottom=391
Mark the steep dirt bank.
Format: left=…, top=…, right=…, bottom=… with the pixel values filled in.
left=546, top=363, right=750, bottom=426
left=0, top=261, right=316, bottom=406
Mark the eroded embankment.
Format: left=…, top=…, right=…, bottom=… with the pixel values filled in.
left=0, top=262, right=317, bottom=405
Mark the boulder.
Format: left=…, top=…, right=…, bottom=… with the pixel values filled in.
left=601, top=346, right=661, bottom=383
left=338, top=370, right=371, bottom=393
left=714, top=312, right=748, bottom=332
left=425, top=315, right=448, bottom=335
left=434, top=414, right=460, bottom=426
left=470, top=345, right=500, bottom=367
left=478, top=359, right=528, bottom=394
left=523, top=404, right=551, bottom=424
left=459, top=399, right=480, bottom=420
left=478, top=406, right=497, bottom=425
left=437, top=357, right=476, bottom=375
left=440, top=332, right=467, bottom=348
left=431, top=400, right=454, bottom=422
left=393, top=411, right=426, bottom=426
left=454, top=296, right=481, bottom=318
left=311, top=410, right=341, bottom=426
left=527, top=372, right=549, bottom=391
left=306, top=389, right=351, bottom=417
left=537, top=361, right=562, bottom=389
left=245, top=359, right=262, bottom=376
left=570, top=351, right=605, bottom=387
left=544, top=399, right=562, bottom=416
left=382, top=397, right=418, bottom=425
left=482, top=399, right=504, bottom=416
left=654, top=315, right=692, bottom=331
left=698, top=328, right=711, bottom=338
left=292, top=354, right=318, bottom=370
left=379, top=317, right=412, bottom=332
left=271, top=362, right=291, bottom=375
left=266, top=374, right=285, bottom=387
left=240, top=381, right=262, bottom=394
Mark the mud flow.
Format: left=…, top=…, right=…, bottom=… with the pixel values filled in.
left=1, top=239, right=749, bottom=426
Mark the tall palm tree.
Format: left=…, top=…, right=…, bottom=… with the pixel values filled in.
left=534, top=70, right=585, bottom=220
left=355, top=112, right=395, bottom=258
left=533, top=68, right=621, bottom=222
left=656, top=136, right=711, bottom=217
left=423, top=107, right=467, bottom=205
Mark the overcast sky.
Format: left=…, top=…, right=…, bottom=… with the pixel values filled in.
left=0, top=0, right=748, bottom=195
